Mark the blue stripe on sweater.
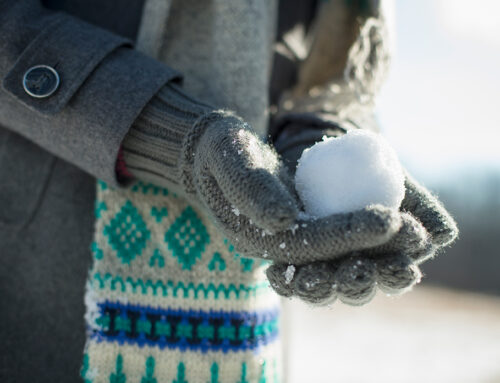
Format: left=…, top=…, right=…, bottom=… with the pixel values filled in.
left=89, top=300, right=280, bottom=353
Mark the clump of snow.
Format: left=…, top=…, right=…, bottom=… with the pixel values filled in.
left=295, top=130, right=405, bottom=217
left=279, top=242, right=286, bottom=249
left=284, top=265, right=296, bottom=284
left=305, top=278, right=320, bottom=289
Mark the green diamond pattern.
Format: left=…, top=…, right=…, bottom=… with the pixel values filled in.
left=104, top=200, right=150, bottom=264
left=165, top=206, right=209, bottom=270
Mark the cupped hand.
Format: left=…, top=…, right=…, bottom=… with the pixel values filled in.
left=186, top=112, right=403, bottom=266
left=266, top=175, right=458, bottom=306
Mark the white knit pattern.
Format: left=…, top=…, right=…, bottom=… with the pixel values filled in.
left=82, top=180, right=282, bottom=382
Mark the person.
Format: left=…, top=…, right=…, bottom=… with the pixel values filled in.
left=0, top=0, right=457, bottom=382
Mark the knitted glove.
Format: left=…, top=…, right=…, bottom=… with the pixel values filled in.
left=121, top=84, right=404, bottom=265
left=266, top=124, right=458, bottom=305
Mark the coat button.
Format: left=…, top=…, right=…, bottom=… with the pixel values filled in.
left=22, top=65, right=60, bottom=98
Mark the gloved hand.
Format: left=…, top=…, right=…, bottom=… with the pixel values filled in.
left=266, top=123, right=458, bottom=306
left=121, top=83, right=405, bottom=265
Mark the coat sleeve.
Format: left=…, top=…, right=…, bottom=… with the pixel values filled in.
left=0, top=0, right=182, bottom=186
left=270, top=0, right=393, bottom=139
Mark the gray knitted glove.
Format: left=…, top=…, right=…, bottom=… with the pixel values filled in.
left=266, top=124, right=458, bottom=305
left=121, top=84, right=404, bottom=265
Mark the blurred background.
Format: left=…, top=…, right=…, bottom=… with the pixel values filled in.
left=284, top=0, right=500, bottom=381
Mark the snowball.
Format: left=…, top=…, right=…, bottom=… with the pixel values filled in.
left=295, top=130, right=405, bottom=217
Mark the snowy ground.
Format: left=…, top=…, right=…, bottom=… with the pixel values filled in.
left=282, top=286, right=500, bottom=383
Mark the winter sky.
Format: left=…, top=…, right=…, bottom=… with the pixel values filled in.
left=377, top=0, right=500, bottom=184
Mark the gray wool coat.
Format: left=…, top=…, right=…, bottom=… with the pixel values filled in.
left=0, top=0, right=319, bottom=381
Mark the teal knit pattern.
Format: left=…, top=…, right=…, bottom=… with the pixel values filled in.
left=82, top=180, right=282, bottom=382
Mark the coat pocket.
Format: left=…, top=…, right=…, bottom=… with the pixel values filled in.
left=0, top=127, right=55, bottom=229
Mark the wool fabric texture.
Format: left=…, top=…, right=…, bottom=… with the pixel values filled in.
left=119, top=0, right=456, bottom=310
left=265, top=2, right=457, bottom=305
left=122, top=84, right=403, bottom=265
left=82, top=180, right=282, bottom=382
left=121, top=83, right=212, bottom=191
left=82, top=0, right=284, bottom=381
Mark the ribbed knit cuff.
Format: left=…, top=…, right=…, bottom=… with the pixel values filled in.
left=121, top=83, right=213, bottom=190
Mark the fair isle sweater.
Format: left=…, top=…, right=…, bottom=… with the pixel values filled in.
left=82, top=1, right=283, bottom=382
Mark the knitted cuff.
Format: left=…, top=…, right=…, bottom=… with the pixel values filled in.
left=121, top=83, right=213, bottom=191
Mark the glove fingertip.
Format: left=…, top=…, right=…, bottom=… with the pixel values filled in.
left=338, top=286, right=377, bottom=306
left=293, top=263, right=336, bottom=305
left=360, top=205, right=403, bottom=240
left=334, top=257, right=377, bottom=306
left=403, top=175, right=459, bottom=247
left=409, top=241, right=435, bottom=264
left=376, top=255, right=422, bottom=295
left=431, top=214, right=459, bottom=247
left=266, top=264, right=294, bottom=298
left=391, top=212, right=434, bottom=261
